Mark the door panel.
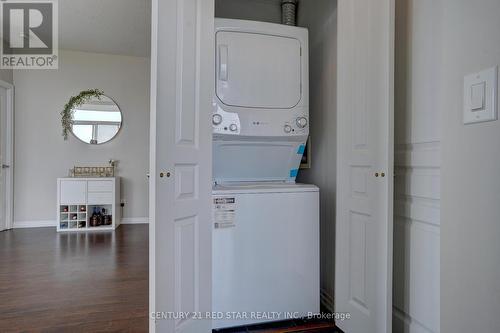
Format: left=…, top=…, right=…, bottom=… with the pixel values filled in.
left=335, top=0, right=394, bottom=332
left=87, top=180, right=113, bottom=192
left=216, top=31, right=302, bottom=109
left=60, top=180, right=86, bottom=204
left=87, top=192, right=113, bottom=205
left=151, top=0, right=214, bottom=332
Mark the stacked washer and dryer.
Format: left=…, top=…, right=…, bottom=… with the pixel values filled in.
left=211, top=19, right=320, bottom=329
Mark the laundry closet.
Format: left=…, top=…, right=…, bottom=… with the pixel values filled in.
left=212, top=0, right=335, bottom=330
left=150, top=0, right=394, bottom=332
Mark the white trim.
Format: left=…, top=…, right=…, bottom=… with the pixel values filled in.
left=0, top=79, right=14, bottom=231
left=13, top=220, right=56, bottom=229
left=121, top=217, right=150, bottom=224
left=14, top=217, right=148, bottom=229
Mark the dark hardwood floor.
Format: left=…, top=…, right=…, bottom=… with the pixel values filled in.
left=0, top=225, right=149, bottom=333
left=0, top=225, right=339, bottom=333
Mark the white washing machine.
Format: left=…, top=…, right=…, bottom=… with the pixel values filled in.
left=213, top=19, right=309, bottom=183
left=212, top=183, right=320, bottom=329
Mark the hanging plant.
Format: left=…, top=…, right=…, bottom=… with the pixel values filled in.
left=61, top=89, right=104, bottom=140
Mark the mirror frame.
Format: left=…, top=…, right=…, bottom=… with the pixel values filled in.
left=70, top=95, right=123, bottom=145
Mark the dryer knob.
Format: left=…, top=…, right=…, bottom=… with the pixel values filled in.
left=284, top=125, right=292, bottom=133
left=296, top=117, right=308, bottom=128
left=212, top=114, right=223, bottom=125
left=229, top=124, right=238, bottom=132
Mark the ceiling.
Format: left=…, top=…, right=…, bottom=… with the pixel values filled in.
left=59, top=0, right=151, bottom=58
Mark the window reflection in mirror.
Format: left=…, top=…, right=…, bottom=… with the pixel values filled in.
left=71, top=95, right=122, bottom=145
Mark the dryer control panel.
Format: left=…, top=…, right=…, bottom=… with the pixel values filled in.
left=282, top=115, right=309, bottom=136
left=213, top=105, right=309, bottom=137
left=212, top=107, right=241, bottom=135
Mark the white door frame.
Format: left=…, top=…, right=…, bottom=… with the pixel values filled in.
left=149, top=0, right=158, bottom=330
left=0, top=79, right=14, bottom=231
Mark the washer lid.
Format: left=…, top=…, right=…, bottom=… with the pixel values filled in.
left=216, top=30, right=302, bottom=109
left=213, top=139, right=306, bottom=183
left=212, top=182, right=319, bottom=195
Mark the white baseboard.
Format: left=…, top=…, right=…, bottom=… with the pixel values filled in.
left=13, top=220, right=56, bottom=228
left=120, top=217, right=150, bottom=224
left=320, top=288, right=334, bottom=313
left=13, top=217, right=150, bottom=228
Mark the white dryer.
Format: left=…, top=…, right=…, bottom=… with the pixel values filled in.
left=213, top=19, right=309, bottom=183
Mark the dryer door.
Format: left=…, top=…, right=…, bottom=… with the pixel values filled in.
left=216, top=31, right=302, bottom=109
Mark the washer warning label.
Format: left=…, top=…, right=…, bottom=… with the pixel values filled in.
left=213, top=197, right=236, bottom=229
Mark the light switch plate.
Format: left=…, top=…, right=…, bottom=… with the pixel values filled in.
left=470, top=82, right=485, bottom=110
left=464, top=66, right=498, bottom=124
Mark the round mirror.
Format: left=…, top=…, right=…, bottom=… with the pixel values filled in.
left=71, top=95, right=122, bottom=145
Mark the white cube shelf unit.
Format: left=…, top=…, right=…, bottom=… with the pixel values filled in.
left=57, top=177, right=121, bottom=232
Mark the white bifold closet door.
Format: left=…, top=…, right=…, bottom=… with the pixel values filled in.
left=335, top=0, right=395, bottom=333
left=150, top=0, right=214, bottom=332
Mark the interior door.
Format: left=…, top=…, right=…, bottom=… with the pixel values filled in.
left=335, top=0, right=394, bottom=332
left=150, top=0, right=214, bottom=332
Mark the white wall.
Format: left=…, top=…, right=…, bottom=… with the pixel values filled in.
left=396, top=0, right=500, bottom=331
left=440, top=0, right=500, bottom=331
left=13, top=50, right=150, bottom=227
left=393, top=1, right=441, bottom=332
left=297, top=0, right=337, bottom=313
